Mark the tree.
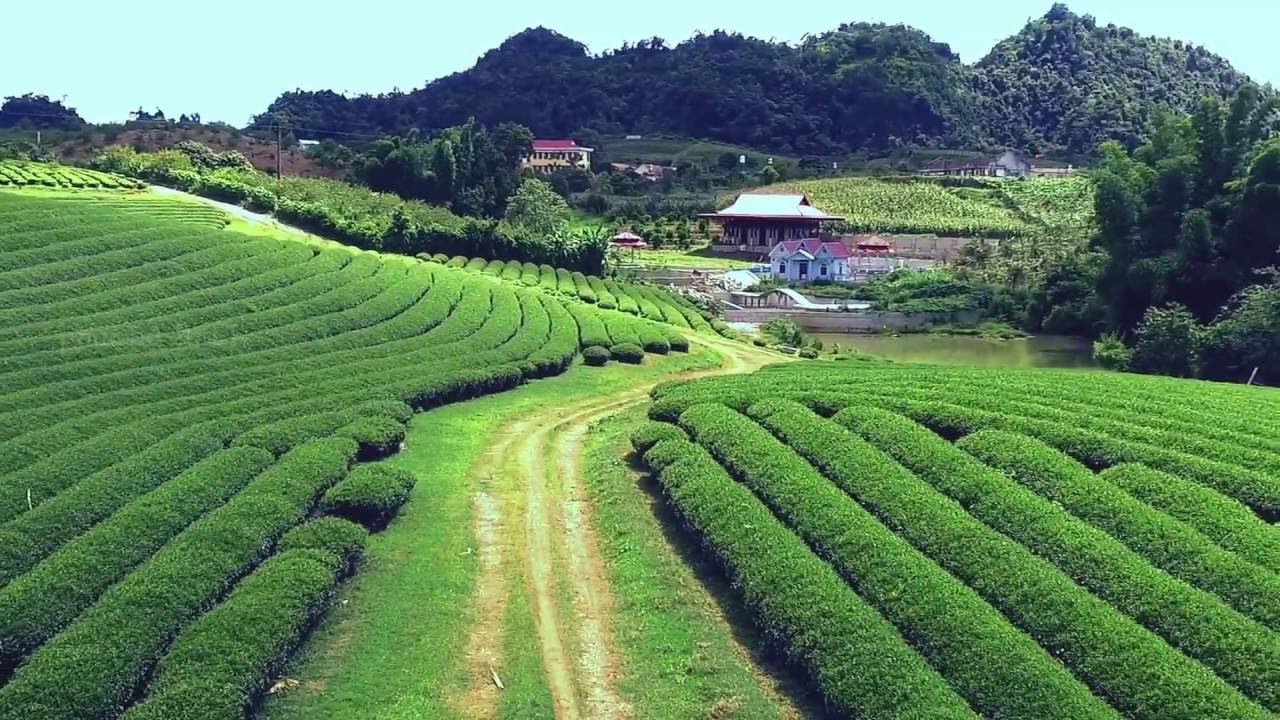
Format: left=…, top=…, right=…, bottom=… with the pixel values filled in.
left=1129, top=304, right=1201, bottom=377
left=1199, top=283, right=1279, bottom=384
left=503, top=178, right=570, bottom=237
left=0, top=93, right=84, bottom=130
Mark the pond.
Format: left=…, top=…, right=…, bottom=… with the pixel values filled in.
left=809, top=333, right=1096, bottom=369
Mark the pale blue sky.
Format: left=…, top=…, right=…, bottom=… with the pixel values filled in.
left=5, top=0, right=1277, bottom=125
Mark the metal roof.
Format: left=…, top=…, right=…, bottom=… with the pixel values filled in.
left=702, top=193, right=842, bottom=221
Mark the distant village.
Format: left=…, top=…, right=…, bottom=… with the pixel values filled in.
left=516, top=138, right=1073, bottom=287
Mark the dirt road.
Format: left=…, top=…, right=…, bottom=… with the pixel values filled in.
left=459, top=336, right=782, bottom=719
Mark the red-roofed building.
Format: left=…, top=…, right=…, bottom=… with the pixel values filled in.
left=523, top=139, right=594, bottom=174
left=768, top=239, right=851, bottom=282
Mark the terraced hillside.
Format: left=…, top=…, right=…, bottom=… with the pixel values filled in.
left=0, top=191, right=685, bottom=720
left=0, top=159, right=145, bottom=190
left=634, top=363, right=1280, bottom=719
left=761, top=176, right=1093, bottom=239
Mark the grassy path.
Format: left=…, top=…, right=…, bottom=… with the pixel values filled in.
left=261, top=336, right=797, bottom=720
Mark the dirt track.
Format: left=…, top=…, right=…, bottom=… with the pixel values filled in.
left=458, top=336, right=781, bottom=719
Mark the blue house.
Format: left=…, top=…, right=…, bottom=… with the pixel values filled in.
left=768, top=239, right=852, bottom=283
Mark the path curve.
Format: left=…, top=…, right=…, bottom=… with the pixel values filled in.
left=461, top=335, right=785, bottom=719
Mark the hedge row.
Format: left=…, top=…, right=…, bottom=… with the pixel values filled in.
left=0, top=448, right=273, bottom=670
left=320, top=464, right=417, bottom=529
left=278, top=517, right=369, bottom=575
left=790, top=402, right=1267, bottom=719
left=1099, top=463, right=1280, bottom=573
left=0, top=241, right=316, bottom=336
left=231, top=399, right=413, bottom=457
left=0, top=437, right=357, bottom=720
left=634, top=433, right=976, bottom=719
left=955, top=430, right=1280, bottom=710
left=119, top=549, right=345, bottom=720
left=0, top=248, right=356, bottom=364
left=954, top=430, right=1280, bottom=631
left=684, top=402, right=1117, bottom=720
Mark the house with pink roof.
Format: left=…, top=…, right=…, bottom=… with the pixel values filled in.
left=768, top=239, right=851, bottom=283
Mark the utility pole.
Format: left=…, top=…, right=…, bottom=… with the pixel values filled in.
left=35, top=130, right=41, bottom=153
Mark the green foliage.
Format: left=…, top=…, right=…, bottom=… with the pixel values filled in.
left=773, top=176, right=1031, bottom=238
left=278, top=517, right=370, bottom=573
left=635, top=433, right=975, bottom=717
left=760, top=317, right=805, bottom=347
left=0, top=159, right=144, bottom=190
left=979, top=5, right=1250, bottom=154
left=0, top=93, right=84, bottom=130
left=1129, top=304, right=1201, bottom=377
left=320, top=464, right=418, bottom=529
left=119, top=549, right=342, bottom=720
left=638, top=362, right=1280, bottom=717
left=352, top=119, right=531, bottom=217
left=0, top=192, right=616, bottom=719
left=1199, top=283, right=1279, bottom=385
left=91, top=146, right=606, bottom=273
left=257, top=7, right=1249, bottom=157
left=504, top=178, right=571, bottom=237
left=581, top=345, right=610, bottom=366
left=609, top=342, right=645, bottom=364
left=1092, top=332, right=1131, bottom=370
left=854, top=268, right=987, bottom=313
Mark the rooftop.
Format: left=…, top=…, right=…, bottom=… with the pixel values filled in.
left=701, top=193, right=842, bottom=221
left=532, top=139, right=593, bottom=152
left=770, top=238, right=850, bottom=259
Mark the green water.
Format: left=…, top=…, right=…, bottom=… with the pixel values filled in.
left=811, top=333, right=1096, bottom=368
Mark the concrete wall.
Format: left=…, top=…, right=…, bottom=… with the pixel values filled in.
left=725, top=308, right=983, bottom=333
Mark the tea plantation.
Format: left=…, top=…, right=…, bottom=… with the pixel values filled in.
left=0, top=190, right=685, bottom=720
left=635, top=362, right=1280, bottom=720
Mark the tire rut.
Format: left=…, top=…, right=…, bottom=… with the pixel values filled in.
left=460, top=338, right=785, bottom=719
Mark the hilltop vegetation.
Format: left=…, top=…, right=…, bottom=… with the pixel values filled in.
left=979, top=5, right=1249, bottom=153
left=260, top=5, right=1255, bottom=156
left=636, top=361, right=1280, bottom=719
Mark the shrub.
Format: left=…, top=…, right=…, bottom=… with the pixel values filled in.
left=582, top=345, right=610, bottom=366
left=638, top=436, right=972, bottom=717
left=0, top=438, right=357, bottom=720
left=664, top=329, right=689, bottom=352
left=684, top=402, right=1117, bottom=720
left=118, top=549, right=341, bottom=720
left=752, top=337, right=769, bottom=347
left=1092, top=332, right=1132, bottom=370
left=320, top=464, right=417, bottom=529
left=711, top=319, right=737, bottom=339
left=629, top=421, right=688, bottom=454
left=799, top=347, right=819, bottom=359
left=610, top=343, right=645, bottom=364
left=278, top=517, right=369, bottom=574
left=1130, top=304, right=1201, bottom=377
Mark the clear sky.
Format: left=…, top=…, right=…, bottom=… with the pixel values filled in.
left=4, top=0, right=1277, bottom=125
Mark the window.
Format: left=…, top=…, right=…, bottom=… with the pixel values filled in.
left=820, top=263, right=828, bottom=277
left=778, top=260, right=787, bottom=274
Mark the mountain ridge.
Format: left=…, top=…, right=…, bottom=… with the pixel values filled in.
left=254, top=4, right=1255, bottom=156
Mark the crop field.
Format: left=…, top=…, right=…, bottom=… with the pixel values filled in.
left=634, top=363, right=1280, bottom=719
left=0, top=159, right=145, bottom=190
left=0, top=190, right=689, bottom=720
left=763, top=176, right=1092, bottom=239
left=433, top=253, right=718, bottom=336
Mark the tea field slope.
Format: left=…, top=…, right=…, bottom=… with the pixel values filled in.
left=635, top=362, right=1280, bottom=720
left=0, top=190, right=690, bottom=720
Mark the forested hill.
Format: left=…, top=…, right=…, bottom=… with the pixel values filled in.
left=259, top=4, right=1256, bottom=156
left=976, top=5, right=1250, bottom=154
